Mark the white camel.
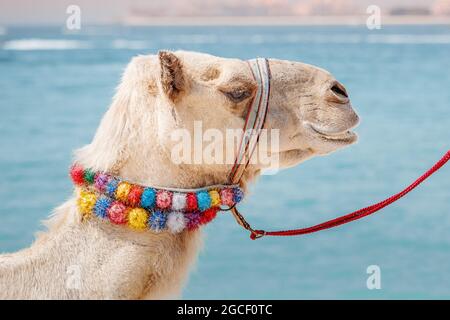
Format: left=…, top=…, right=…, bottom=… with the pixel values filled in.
left=0, top=51, right=359, bottom=299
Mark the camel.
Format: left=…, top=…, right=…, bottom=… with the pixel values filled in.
left=0, top=50, right=359, bottom=299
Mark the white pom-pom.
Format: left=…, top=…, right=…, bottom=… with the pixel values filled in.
left=172, top=192, right=186, bottom=211
left=167, top=211, right=186, bottom=233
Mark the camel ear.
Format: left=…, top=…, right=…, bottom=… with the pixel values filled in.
left=158, top=50, right=186, bottom=102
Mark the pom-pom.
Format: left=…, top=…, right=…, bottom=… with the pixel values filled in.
left=172, top=192, right=186, bottom=211
left=94, top=196, right=112, bottom=219
left=156, top=190, right=172, bottom=209
left=200, top=208, right=218, bottom=225
left=71, top=165, right=245, bottom=232
left=77, top=190, right=97, bottom=218
left=220, top=188, right=234, bottom=207
left=186, top=192, right=198, bottom=211
left=209, top=190, right=221, bottom=207
left=196, top=191, right=211, bottom=211
left=116, top=182, right=132, bottom=203
left=94, top=173, right=109, bottom=192
left=106, top=178, right=119, bottom=198
left=141, top=188, right=156, bottom=209
left=128, top=208, right=148, bottom=230
left=84, top=168, right=96, bottom=184
left=233, top=187, right=244, bottom=203
left=128, top=186, right=144, bottom=207
left=167, top=211, right=187, bottom=233
left=148, top=211, right=167, bottom=232
left=107, top=201, right=128, bottom=224
left=185, top=212, right=201, bottom=231
left=70, top=165, right=85, bottom=186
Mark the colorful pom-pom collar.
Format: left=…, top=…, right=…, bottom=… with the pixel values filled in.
left=70, top=164, right=244, bottom=234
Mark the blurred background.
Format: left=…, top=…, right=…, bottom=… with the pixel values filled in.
left=0, top=0, right=449, bottom=299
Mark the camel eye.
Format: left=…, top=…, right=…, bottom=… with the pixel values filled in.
left=224, top=89, right=251, bottom=103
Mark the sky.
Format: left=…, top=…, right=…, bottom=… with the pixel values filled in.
left=0, top=0, right=440, bottom=25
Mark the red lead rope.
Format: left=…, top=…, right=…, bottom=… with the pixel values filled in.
left=247, top=150, right=450, bottom=240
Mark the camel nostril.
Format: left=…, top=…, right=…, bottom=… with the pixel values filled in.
left=331, top=82, right=348, bottom=99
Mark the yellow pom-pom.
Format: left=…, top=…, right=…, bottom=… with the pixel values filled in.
left=116, top=182, right=132, bottom=203
left=128, top=208, right=148, bottom=230
left=209, top=190, right=221, bottom=207
left=77, top=190, right=97, bottom=219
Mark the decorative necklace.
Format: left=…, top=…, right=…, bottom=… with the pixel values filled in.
left=70, top=164, right=244, bottom=233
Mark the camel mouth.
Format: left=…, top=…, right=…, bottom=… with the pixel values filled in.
left=308, top=124, right=358, bottom=144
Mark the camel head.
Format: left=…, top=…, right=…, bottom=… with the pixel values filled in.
left=154, top=50, right=359, bottom=169
left=77, top=50, right=359, bottom=185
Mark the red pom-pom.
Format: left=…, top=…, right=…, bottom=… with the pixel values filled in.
left=186, top=193, right=198, bottom=211
left=127, top=185, right=144, bottom=207
left=70, top=164, right=85, bottom=186
left=200, top=208, right=218, bottom=225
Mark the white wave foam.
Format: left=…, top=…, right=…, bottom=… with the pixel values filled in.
left=2, top=39, right=89, bottom=50
left=254, top=34, right=364, bottom=44
left=112, top=39, right=150, bottom=49
left=246, top=34, right=450, bottom=44
left=162, top=34, right=218, bottom=44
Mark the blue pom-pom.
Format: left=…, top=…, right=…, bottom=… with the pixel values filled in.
left=106, top=178, right=119, bottom=198
left=148, top=210, right=167, bottom=232
left=94, top=196, right=112, bottom=218
left=233, top=187, right=244, bottom=203
left=196, top=191, right=211, bottom=211
left=141, top=188, right=156, bottom=209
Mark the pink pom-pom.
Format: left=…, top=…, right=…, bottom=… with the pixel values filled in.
left=107, top=202, right=128, bottom=224
left=156, top=190, right=172, bottom=209
left=220, top=188, right=234, bottom=207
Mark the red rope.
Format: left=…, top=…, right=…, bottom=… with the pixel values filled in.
left=250, top=150, right=450, bottom=240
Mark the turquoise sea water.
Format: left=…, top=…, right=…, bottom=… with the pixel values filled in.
left=0, top=25, right=449, bottom=299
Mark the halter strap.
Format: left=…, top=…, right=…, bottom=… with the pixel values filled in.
left=238, top=150, right=450, bottom=240
left=228, top=58, right=271, bottom=185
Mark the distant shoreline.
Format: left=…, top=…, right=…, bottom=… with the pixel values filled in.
left=1, top=15, right=449, bottom=28
left=122, top=15, right=450, bottom=26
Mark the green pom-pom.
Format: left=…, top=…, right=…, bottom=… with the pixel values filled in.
left=84, top=169, right=95, bottom=184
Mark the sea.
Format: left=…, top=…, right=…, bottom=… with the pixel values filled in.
left=0, top=25, right=449, bottom=299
